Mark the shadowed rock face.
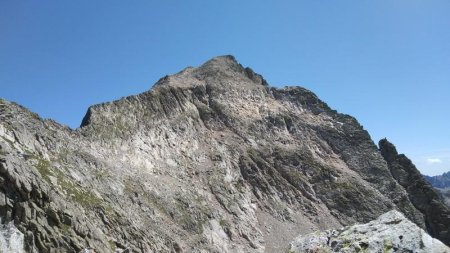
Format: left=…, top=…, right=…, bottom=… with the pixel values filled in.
left=379, top=138, right=450, bottom=245
left=0, top=55, right=447, bottom=252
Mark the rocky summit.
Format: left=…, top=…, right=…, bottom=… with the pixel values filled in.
left=0, top=55, right=449, bottom=252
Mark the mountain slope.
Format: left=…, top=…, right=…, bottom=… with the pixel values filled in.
left=0, top=55, right=448, bottom=252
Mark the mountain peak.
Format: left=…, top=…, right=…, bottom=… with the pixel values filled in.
left=202, top=54, right=238, bottom=64
left=196, top=55, right=269, bottom=86
left=198, top=55, right=240, bottom=70
left=153, top=55, right=268, bottom=89
left=379, top=138, right=399, bottom=163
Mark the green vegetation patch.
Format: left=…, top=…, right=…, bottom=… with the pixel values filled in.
left=31, top=155, right=103, bottom=209
left=108, top=239, right=116, bottom=251
left=34, top=157, right=53, bottom=183
left=172, top=194, right=211, bottom=234
left=383, top=239, right=393, bottom=252
left=59, top=223, right=71, bottom=235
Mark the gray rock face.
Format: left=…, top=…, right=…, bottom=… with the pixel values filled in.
left=0, top=55, right=448, bottom=252
left=289, top=210, right=450, bottom=253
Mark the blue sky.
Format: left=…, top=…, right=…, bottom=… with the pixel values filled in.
left=1, top=1, right=449, bottom=175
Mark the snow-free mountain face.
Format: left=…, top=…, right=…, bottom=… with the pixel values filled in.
left=0, top=56, right=449, bottom=252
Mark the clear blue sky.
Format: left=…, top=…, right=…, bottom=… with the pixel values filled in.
left=1, top=1, right=449, bottom=175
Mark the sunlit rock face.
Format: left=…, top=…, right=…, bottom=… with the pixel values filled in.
left=0, top=55, right=449, bottom=252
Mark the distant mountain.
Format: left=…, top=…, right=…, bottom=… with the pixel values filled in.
left=425, top=171, right=450, bottom=188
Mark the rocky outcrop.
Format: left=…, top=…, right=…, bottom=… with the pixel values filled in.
left=289, top=210, right=450, bottom=253
left=0, top=55, right=448, bottom=252
left=379, top=138, right=450, bottom=245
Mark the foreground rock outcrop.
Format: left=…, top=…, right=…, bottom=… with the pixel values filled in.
left=0, top=55, right=449, bottom=252
left=289, top=210, right=450, bottom=253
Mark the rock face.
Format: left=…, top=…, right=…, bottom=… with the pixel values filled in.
left=0, top=55, right=449, bottom=252
left=288, top=210, right=450, bottom=253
